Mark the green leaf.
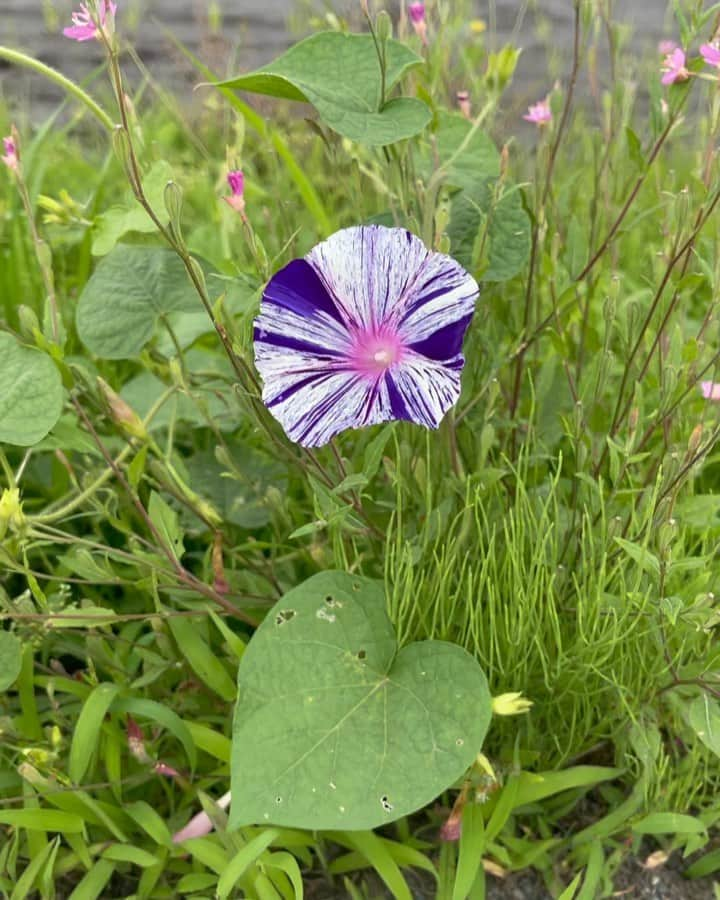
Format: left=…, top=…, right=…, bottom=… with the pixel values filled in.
left=69, top=683, right=121, bottom=783
left=0, top=632, right=22, bottom=691
left=91, top=160, right=173, bottom=256
left=101, top=844, right=160, bottom=867
left=0, top=333, right=63, bottom=446
left=66, top=859, right=116, bottom=900
left=512, top=766, right=624, bottom=807
left=688, top=694, right=720, bottom=757
left=216, top=829, right=280, bottom=900
left=148, top=491, right=185, bottom=561
left=230, top=571, right=491, bottom=831
left=111, top=697, right=197, bottom=769
left=168, top=616, right=237, bottom=702
left=217, top=33, right=430, bottom=145
left=337, top=831, right=412, bottom=900
left=448, top=181, right=531, bottom=282
left=453, top=803, right=486, bottom=900
left=435, top=112, right=500, bottom=190
left=632, top=813, right=707, bottom=835
left=0, top=810, right=85, bottom=832
left=10, top=837, right=59, bottom=900
left=76, top=246, right=220, bottom=359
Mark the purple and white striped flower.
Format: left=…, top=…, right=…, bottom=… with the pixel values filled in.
left=253, top=225, right=479, bottom=447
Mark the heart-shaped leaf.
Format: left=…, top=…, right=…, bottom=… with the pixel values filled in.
left=91, top=160, right=173, bottom=257
left=0, top=632, right=22, bottom=692
left=76, top=246, right=231, bottom=359
left=230, top=571, right=491, bottom=831
left=435, top=112, right=501, bottom=190
left=0, top=333, right=63, bottom=446
left=217, top=32, right=431, bottom=145
left=448, top=181, right=531, bottom=282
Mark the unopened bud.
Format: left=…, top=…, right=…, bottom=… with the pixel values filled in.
left=376, top=10, right=392, bottom=41
left=628, top=406, right=639, bottom=433
left=18, top=305, right=41, bottom=340
left=688, top=424, right=703, bottom=455
left=0, top=488, right=25, bottom=540
left=97, top=377, right=147, bottom=439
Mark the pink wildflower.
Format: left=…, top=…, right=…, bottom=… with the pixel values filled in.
left=661, top=48, right=690, bottom=85
left=408, top=3, right=428, bottom=46
left=1, top=136, right=18, bottom=172
left=700, top=380, right=720, bottom=401
left=456, top=90, right=471, bottom=119
left=173, top=790, right=231, bottom=843
left=523, top=99, right=552, bottom=126
left=700, top=43, right=720, bottom=68
left=63, top=1, right=116, bottom=42
left=224, top=169, right=246, bottom=215
left=154, top=762, right=180, bottom=778
left=658, top=40, right=677, bottom=55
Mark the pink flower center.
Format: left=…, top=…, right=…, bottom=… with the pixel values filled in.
left=350, top=326, right=404, bottom=377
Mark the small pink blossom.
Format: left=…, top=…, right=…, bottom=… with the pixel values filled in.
left=658, top=40, right=677, bottom=55
left=408, top=3, right=428, bottom=45
left=63, top=1, right=116, bottom=42
left=700, top=43, right=720, bottom=68
left=154, top=762, right=180, bottom=778
left=408, top=2, right=425, bottom=23
left=224, top=169, right=246, bottom=214
left=661, top=48, right=690, bottom=85
left=700, top=380, right=720, bottom=401
left=2, top=136, right=18, bottom=172
left=173, top=790, right=231, bottom=843
left=456, top=90, right=471, bottom=119
left=523, top=99, right=552, bottom=126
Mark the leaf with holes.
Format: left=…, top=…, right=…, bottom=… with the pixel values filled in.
left=216, top=32, right=431, bottom=145
left=0, top=333, right=63, bottom=446
left=229, top=571, right=491, bottom=831
left=76, top=245, right=228, bottom=359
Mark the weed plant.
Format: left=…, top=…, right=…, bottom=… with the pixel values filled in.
left=1, top=0, right=720, bottom=897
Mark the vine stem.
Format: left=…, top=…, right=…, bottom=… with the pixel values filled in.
left=0, top=46, right=114, bottom=130
left=508, top=3, right=583, bottom=434
left=71, top=395, right=258, bottom=625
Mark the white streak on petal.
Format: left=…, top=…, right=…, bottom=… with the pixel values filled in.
left=306, top=225, right=430, bottom=330
left=395, top=254, right=479, bottom=346
left=388, top=351, right=463, bottom=429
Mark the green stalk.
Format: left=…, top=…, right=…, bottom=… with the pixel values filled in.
left=0, top=47, right=114, bottom=131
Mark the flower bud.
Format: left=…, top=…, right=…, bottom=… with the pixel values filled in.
left=97, top=377, right=147, bottom=440
left=0, top=488, right=25, bottom=540
left=491, top=692, right=533, bottom=716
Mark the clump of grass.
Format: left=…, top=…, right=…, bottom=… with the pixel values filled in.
left=1, top=0, right=720, bottom=897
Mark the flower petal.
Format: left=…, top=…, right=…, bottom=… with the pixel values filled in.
left=255, top=259, right=352, bottom=357
left=395, top=253, right=478, bottom=350
left=259, top=365, right=395, bottom=447
left=385, top=351, right=463, bottom=429
left=306, top=225, right=430, bottom=330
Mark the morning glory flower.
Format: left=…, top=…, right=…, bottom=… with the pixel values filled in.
left=661, top=48, right=690, bottom=85
left=253, top=225, right=479, bottom=447
left=63, top=1, right=116, bottom=42
left=700, top=43, right=720, bottom=69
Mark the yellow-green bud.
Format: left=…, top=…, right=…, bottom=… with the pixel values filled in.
left=491, top=692, right=533, bottom=716
left=0, top=488, right=25, bottom=539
